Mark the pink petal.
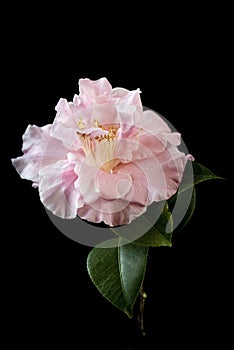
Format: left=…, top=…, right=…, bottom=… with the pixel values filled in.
left=109, top=87, right=142, bottom=106
left=115, top=104, right=142, bottom=139
left=115, top=162, right=149, bottom=206
left=76, top=163, right=100, bottom=205
left=52, top=79, right=144, bottom=150
left=50, top=118, right=109, bottom=151
left=90, top=103, right=119, bottom=128
left=95, top=169, right=133, bottom=201
left=137, top=131, right=167, bottom=156
left=136, top=130, right=181, bottom=158
left=114, top=137, right=141, bottom=164
left=79, top=78, right=112, bottom=103
left=52, top=105, right=111, bottom=150
left=12, top=124, right=67, bottom=183
left=77, top=161, right=150, bottom=226
left=55, top=97, right=84, bottom=123
left=50, top=122, right=81, bottom=151
left=85, top=197, right=130, bottom=215
left=55, top=98, right=73, bottom=122
left=78, top=200, right=146, bottom=227
left=165, top=132, right=181, bottom=146
left=134, top=146, right=191, bottom=203
left=156, top=146, right=193, bottom=194
left=39, top=161, right=83, bottom=218
left=140, top=110, right=171, bottom=135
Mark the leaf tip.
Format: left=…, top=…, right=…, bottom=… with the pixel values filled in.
left=125, top=309, right=133, bottom=318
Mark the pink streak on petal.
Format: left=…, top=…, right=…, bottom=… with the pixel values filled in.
left=39, top=161, right=82, bottom=218
left=76, top=163, right=100, bottom=205
left=138, top=131, right=167, bottom=156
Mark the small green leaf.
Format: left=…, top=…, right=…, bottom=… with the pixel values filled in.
left=167, top=161, right=223, bottom=232
left=133, top=204, right=173, bottom=247
left=168, top=161, right=223, bottom=213
left=179, top=162, right=224, bottom=194
left=174, top=187, right=196, bottom=233
left=111, top=203, right=172, bottom=247
left=192, top=162, right=224, bottom=185
left=87, top=238, right=148, bottom=318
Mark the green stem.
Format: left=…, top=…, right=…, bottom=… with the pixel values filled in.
left=138, top=285, right=147, bottom=336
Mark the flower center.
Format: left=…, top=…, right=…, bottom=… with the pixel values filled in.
left=78, top=126, right=120, bottom=173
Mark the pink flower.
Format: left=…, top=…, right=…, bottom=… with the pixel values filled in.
left=12, top=78, right=193, bottom=227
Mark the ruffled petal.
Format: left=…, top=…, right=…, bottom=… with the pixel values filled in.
left=109, top=87, right=142, bottom=106
left=95, top=169, right=133, bottom=201
left=78, top=200, right=146, bottom=227
left=13, top=77, right=193, bottom=228
left=115, top=104, right=142, bottom=139
left=55, top=98, right=75, bottom=123
left=78, top=78, right=142, bottom=109
left=114, top=136, right=141, bottom=164
left=115, top=162, right=149, bottom=206
left=39, top=161, right=83, bottom=218
left=79, top=78, right=112, bottom=104
left=12, top=125, right=67, bottom=183
left=140, top=110, right=171, bottom=135
left=134, top=146, right=191, bottom=203
left=137, top=131, right=167, bottom=156
left=55, top=96, right=87, bottom=123
left=76, top=163, right=100, bottom=205
left=51, top=79, right=144, bottom=151
left=90, top=103, right=119, bottom=128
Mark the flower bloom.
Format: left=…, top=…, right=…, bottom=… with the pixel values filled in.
left=12, top=78, right=193, bottom=227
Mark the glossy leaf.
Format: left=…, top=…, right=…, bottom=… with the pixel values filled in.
left=168, top=162, right=223, bottom=227
left=87, top=238, right=148, bottom=318
left=193, top=162, right=224, bottom=185
left=174, top=187, right=196, bottom=233
left=133, top=203, right=173, bottom=247
left=179, top=162, right=224, bottom=194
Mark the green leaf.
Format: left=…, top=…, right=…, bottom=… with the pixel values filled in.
left=87, top=238, right=148, bottom=318
left=133, top=203, right=173, bottom=247
left=111, top=202, right=173, bottom=247
left=178, top=162, right=224, bottom=194
left=167, top=161, right=223, bottom=232
left=192, top=162, right=224, bottom=185
left=174, top=187, right=196, bottom=233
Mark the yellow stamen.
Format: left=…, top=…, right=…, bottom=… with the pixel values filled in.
left=77, top=119, right=86, bottom=130
left=78, top=126, right=120, bottom=173
left=93, top=119, right=100, bottom=128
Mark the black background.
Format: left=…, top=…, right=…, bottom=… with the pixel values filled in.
left=4, top=4, right=232, bottom=349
